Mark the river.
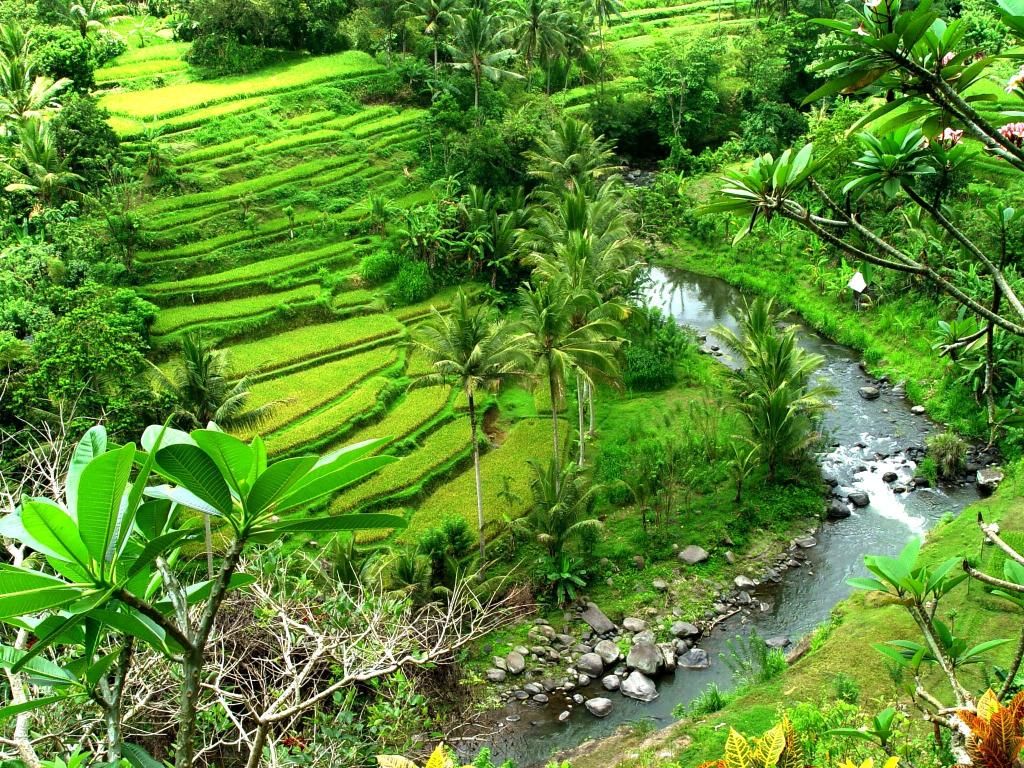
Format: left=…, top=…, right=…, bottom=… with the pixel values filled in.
left=467, top=266, right=980, bottom=767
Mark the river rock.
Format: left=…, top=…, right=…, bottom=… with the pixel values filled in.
left=765, top=636, right=790, bottom=649
left=734, top=575, right=757, bottom=590
left=847, top=491, right=870, bottom=508
left=532, top=624, right=556, bottom=641
left=795, top=535, right=817, bottom=548
left=859, top=386, right=881, bottom=400
left=555, top=633, right=575, bottom=647
left=594, top=639, right=621, bottom=665
left=911, top=405, right=926, bottom=414
left=573, top=693, right=585, bottom=705
left=678, top=648, right=710, bottom=669
left=671, top=621, right=700, bottom=639
left=602, top=674, right=620, bottom=691
left=827, top=499, right=851, bottom=519
left=725, top=550, right=736, bottom=564
left=486, top=668, right=506, bottom=683
left=977, top=467, right=1005, bottom=495
left=524, top=683, right=542, bottom=695
left=532, top=693, right=549, bottom=704
left=658, top=643, right=677, bottom=671
left=736, top=590, right=752, bottom=605
left=621, top=671, right=659, bottom=702
left=882, top=471, right=898, bottom=482
left=493, top=656, right=507, bottom=671
left=626, top=641, right=662, bottom=675
left=580, top=602, right=616, bottom=635
left=558, top=710, right=570, bottom=722
left=577, top=653, right=605, bottom=677
left=585, top=697, right=614, bottom=718
left=678, top=545, right=710, bottom=565
left=652, top=578, right=669, bottom=592
left=622, top=617, right=647, bottom=633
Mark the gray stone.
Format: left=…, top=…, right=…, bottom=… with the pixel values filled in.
left=725, top=551, right=736, bottom=565
left=658, top=643, right=677, bottom=671
left=585, top=697, right=614, bottom=718
left=622, top=617, right=647, bottom=633
left=977, top=467, right=1005, bottom=495
left=678, top=545, right=710, bottom=565
left=493, top=656, right=507, bottom=671
left=632, top=630, right=655, bottom=645
left=532, top=693, right=549, bottom=704
left=734, top=575, right=757, bottom=590
left=602, top=674, right=620, bottom=691
left=736, top=590, right=752, bottom=605
left=847, top=491, right=870, bottom=508
left=513, top=690, right=529, bottom=700
left=859, top=386, right=881, bottom=400
left=513, top=645, right=529, bottom=656
left=911, top=405, right=926, bottom=415
left=572, top=693, right=585, bottom=705
left=882, top=471, right=898, bottom=482
left=533, top=624, right=556, bottom=641
left=524, top=683, right=542, bottom=695
left=652, top=578, right=669, bottom=592
left=505, top=651, right=528, bottom=675
left=621, top=670, right=659, bottom=702
left=671, top=621, right=700, bottom=639
left=626, top=641, right=662, bottom=675
left=765, top=636, right=790, bottom=649
left=577, top=653, right=604, bottom=676
left=827, top=499, right=851, bottom=519
left=594, top=639, right=621, bottom=665
left=555, top=633, right=575, bottom=647
left=678, top=648, right=710, bottom=669
left=632, top=555, right=645, bottom=569
left=795, top=535, right=817, bottom=548
left=558, top=710, right=570, bottom=722
left=486, top=668, right=506, bottom=683
left=580, top=602, right=616, bottom=635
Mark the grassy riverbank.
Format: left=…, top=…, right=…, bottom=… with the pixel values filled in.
left=567, top=466, right=1024, bottom=768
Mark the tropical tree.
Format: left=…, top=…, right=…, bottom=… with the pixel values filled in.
left=2, top=118, right=83, bottom=209
left=524, top=456, right=602, bottom=559
left=714, top=296, right=834, bottom=480
left=517, top=278, right=621, bottom=464
left=149, top=333, right=281, bottom=432
left=525, top=116, right=621, bottom=195
left=0, top=423, right=402, bottom=768
left=588, top=0, right=621, bottom=86
left=448, top=7, right=525, bottom=110
left=404, top=0, right=460, bottom=68
left=66, top=0, right=119, bottom=37
left=414, top=290, right=529, bottom=560
left=509, top=0, right=566, bottom=80
left=0, top=56, right=70, bottom=123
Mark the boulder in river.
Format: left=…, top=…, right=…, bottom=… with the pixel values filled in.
left=678, top=545, right=709, bottom=565
left=580, top=602, right=616, bottom=635
left=576, top=653, right=605, bottom=677
left=847, top=491, right=870, bottom=508
left=859, top=386, right=881, bottom=400
left=585, top=697, right=613, bottom=718
left=678, top=647, right=710, bottom=669
left=827, top=500, right=851, bottom=519
left=671, top=621, right=700, bottom=639
left=734, top=575, right=757, bottom=590
left=621, top=671, right=659, bottom=702
left=626, top=641, right=662, bottom=675
left=794, top=535, right=817, bottom=548
left=765, top=636, right=790, bottom=649
left=486, top=668, right=506, bottom=683
left=602, top=674, right=620, bottom=691
left=977, top=467, right=1005, bottom=495
left=594, top=639, right=621, bottom=665
left=911, top=405, right=926, bottom=415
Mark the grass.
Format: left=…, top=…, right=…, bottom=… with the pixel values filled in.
left=345, top=385, right=453, bottom=449
left=150, top=284, right=323, bottom=335
left=225, top=313, right=404, bottom=376
left=99, top=51, right=383, bottom=120
left=108, top=97, right=272, bottom=138
left=235, top=346, right=400, bottom=439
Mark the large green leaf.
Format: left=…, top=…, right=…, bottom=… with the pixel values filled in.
left=0, top=644, right=76, bottom=686
left=276, top=455, right=397, bottom=514
left=122, top=742, right=166, bottom=768
left=0, top=566, right=83, bottom=619
left=66, top=426, right=106, bottom=522
left=144, top=485, right=223, bottom=518
left=0, top=694, right=72, bottom=722
left=245, top=456, right=318, bottom=518
left=141, top=425, right=193, bottom=453
left=269, top=513, right=407, bottom=533
left=88, top=607, right=180, bottom=655
left=192, top=429, right=254, bottom=497
left=153, top=444, right=234, bottom=516
left=77, top=443, right=136, bottom=568
left=21, top=499, right=91, bottom=570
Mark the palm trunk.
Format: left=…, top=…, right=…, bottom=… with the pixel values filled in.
left=576, top=373, right=585, bottom=466
left=468, top=391, right=486, bottom=563
left=548, top=365, right=560, bottom=464
left=587, top=381, right=595, bottom=435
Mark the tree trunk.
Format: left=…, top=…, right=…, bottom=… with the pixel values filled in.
left=468, top=391, right=486, bottom=563
left=548, top=365, right=560, bottom=466
left=587, top=381, right=595, bottom=435
left=576, top=373, right=585, bottom=465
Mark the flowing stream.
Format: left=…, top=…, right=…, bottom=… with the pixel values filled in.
left=467, top=267, right=980, bottom=767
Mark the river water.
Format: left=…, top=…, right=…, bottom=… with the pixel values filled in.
left=468, top=267, right=979, bottom=767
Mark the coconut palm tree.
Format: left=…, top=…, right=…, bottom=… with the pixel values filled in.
left=524, top=116, right=621, bottom=195
left=448, top=7, right=524, bottom=110
left=524, top=456, right=603, bottom=559
left=0, top=23, right=31, bottom=61
left=413, top=290, right=529, bottom=561
left=403, top=0, right=460, bottom=68
left=588, top=0, right=621, bottom=88
left=2, top=118, right=83, bottom=209
left=0, top=57, right=71, bottom=123
left=517, top=278, right=620, bottom=466
left=149, top=333, right=281, bottom=432
left=508, top=0, right=566, bottom=80
left=67, top=0, right=119, bottom=37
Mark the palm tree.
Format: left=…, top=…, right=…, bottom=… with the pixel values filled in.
left=413, top=290, right=529, bottom=561
left=589, top=0, right=621, bottom=88
left=0, top=23, right=31, bottom=61
left=0, top=57, right=71, bottom=123
left=403, top=0, right=460, bottom=69
left=448, top=7, right=524, bottom=110
left=524, top=457, right=603, bottom=559
left=524, top=116, right=621, bottom=195
left=2, top=118, right=83, bottom=209
left=509, top=0, right=566, bottom=81
left=714, top=297, right=835, bottom=480
left=67, top=0, right=118, bottom=37
left=149, top=333, right=281, bottom=431
left=517, top=279, right=620, bottom=466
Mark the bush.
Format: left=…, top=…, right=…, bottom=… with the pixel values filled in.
left=92, top=30, right=127, bottom=66
left=390, top=261, right=434, bottom=306
left=50, top=95, right=120, bottom=189
left=623, top=307, right=690, bottom=391
left=359, top=249, right=403, bottom=285
left=926, top=431, right=967, bottom=479
left=186, top=33, right=281, bottom=76
left=31, top=27, right=95, bottom=91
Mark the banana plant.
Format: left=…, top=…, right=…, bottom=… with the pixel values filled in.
left=0, top=423, right=404, bottom=768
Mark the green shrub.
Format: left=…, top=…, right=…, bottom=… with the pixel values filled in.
left=390, top=261, right=434, bottom=306
left=360, top=249, right=402, bottom=285
left=186, top=34, right=282, bottom=77
left=926, top=430, right=967, bottom=479
left=623, top=307, right=691, bottom=391
left=831, top=673, right=860, bottom=704
left=677, top=682, right=730, bottom=717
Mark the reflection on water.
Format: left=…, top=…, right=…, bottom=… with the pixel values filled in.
left=470, top=267, right=977, bottom=767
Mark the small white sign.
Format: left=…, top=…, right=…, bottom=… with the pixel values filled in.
left=848, top=271, right=867, bottom=293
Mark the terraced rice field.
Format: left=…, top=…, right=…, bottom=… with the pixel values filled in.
left=607, top=0, right=754, bottom=50
left=107, top=51, right=555, bottom=543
